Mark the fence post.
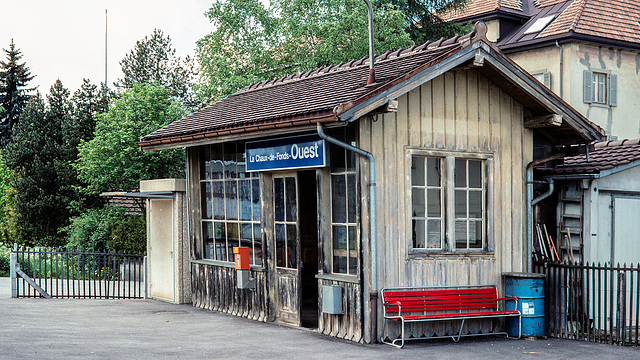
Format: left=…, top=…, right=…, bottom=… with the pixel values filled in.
left=10, top=244, right=17, bottom=298
left=617, top=271, right=626, bottom=344
left=143, top=256, right=148, bottom=299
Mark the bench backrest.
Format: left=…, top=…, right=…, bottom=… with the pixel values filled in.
left=382, top=286, right=499, bottom=315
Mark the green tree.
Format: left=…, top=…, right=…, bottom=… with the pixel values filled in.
left=3, top=82, right=74, bottom=246
left=195, top=0, right=412, bottom=102
left=386, top=0, right=471, bottom=43
left=116, top=29, right=197, bottom=110
left=76, top=83, right=186, bottom=206
left=0, top=40, right=35, bottom=145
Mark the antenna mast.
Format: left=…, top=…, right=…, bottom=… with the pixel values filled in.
left=105, top=9, right=108, bottom=85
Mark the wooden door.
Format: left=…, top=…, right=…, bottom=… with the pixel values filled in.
left=149, top=199, right=175, bottom=302
left=273, top=174, right=301, bottom=325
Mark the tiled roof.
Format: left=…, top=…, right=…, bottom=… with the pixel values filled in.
left=538, top=0, right=640, bottom=44
left=554, top=139, right=640, bottom=174
left=439, top=0, right=525, bottom=22
left=445, top=0, right=640, bottom=48
left=139, top=33, right=474, bottom=146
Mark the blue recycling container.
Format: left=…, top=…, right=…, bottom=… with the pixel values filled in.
left=503, top=272, right=545, bottom=337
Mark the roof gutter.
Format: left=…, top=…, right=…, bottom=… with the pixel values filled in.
left=316, top=123, right=378, bottom=343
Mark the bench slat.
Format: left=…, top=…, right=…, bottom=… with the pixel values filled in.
left=387, top=310, right=520, bottom=321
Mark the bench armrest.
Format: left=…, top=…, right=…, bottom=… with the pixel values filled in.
left=496, top=296, right=519, bottom=312
left=383, top=301, right=403, bottom=318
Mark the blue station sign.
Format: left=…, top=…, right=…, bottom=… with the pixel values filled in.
left=245, top=135, right=328, bottom=172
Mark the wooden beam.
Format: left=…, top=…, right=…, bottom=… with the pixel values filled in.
left=524, top=114, right=563, bottom=128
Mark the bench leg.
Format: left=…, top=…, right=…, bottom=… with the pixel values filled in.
left=381, top=318, right=405, bottom=349
left=452, top=319, right=465, bottom=342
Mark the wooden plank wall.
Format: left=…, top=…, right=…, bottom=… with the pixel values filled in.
left=361, top=69, right=532, bottom=340
left=191, top=263, right=270, bottom=322
left=318, top=279, right=363, bottom=343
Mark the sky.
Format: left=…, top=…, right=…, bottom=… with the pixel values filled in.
left=0, top=0, right=213, bottom=94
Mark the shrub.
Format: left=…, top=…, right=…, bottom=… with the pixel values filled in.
left=0, top=244, right=10, bottom=277
left=107, top=215, right=146, bottom=253
left=65, top=206, right=127, bottom=250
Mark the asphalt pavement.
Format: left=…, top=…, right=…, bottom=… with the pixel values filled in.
left=1, top=277, right=639, bottom=359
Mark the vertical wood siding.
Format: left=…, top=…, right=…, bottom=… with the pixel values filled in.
left=318, top=279, right=363, bottom=343
left=191, top=263, right=270, bottom=322
left=361, top=69, right=532, bottom=340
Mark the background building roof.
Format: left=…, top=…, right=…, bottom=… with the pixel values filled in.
left=553, top=139, right=640, bottom=174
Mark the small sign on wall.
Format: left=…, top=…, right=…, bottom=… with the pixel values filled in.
left=245, top=135, right=328, bottom=172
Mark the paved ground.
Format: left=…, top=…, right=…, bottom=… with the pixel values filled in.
left=1, top=278, right=639, bottom=359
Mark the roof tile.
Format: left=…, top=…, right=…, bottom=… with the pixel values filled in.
left=553, top=139, right=640, bottom=174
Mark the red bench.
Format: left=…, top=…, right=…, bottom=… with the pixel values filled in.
left=381, top=285, right=521, bottom=348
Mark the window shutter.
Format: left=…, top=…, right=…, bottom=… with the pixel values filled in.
left=543, top=71, right=551, bottom=88
left=583, top=70, right=593, bottom=103
left=609, top=73, right=617, bottom=107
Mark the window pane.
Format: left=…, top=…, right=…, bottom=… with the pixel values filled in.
left=412, top=219, right=425, bottom=248
left=285, top=177, right=297, bottom=222
left=227, top=222, right=239, bottom=260
left=455, top=190, right=467, bottom=218
left=347, top=174, right=357, bottom=223
left=333, top=225, right=347, bottom=250
left=274, top=178, right=284, bottom=222
left=275, top=224, right=285, bottom=267
left=240, top=222, right=252, bottom=247
left=332, top=175, right=347, bottom=223
left=202, top=222, right=214, bottom=259
left=286, top=224, right=297, bottom=268
left=427, top=219, right=442, bottom=249
left=252, top=179, right=260, bottom=221
left=253, top=223, right=262, bottom=266
left=212, top=181, right=225, bottom=220
left=427, top=189, right=441, bottom=217
left=455, top=220, right=468, bottom=249
left=225, top=181, right=238, bottom=220
left=331, top=144, right=346, bottom=173
left=237, top=150, right=247, bottom=179
left=224, top=142, right=237, bottom=179
left=211, top=143, right=224, bottom=179
left=348, top=257, right=357, bottom=276
left=455, top=159, right=466, bottom=187
left=412, top=188, right=425, bottom=217
left=333, top=256, right=347, bottom=274
left=239, top=180, right=252, bottom=220
left=468, top=160, right=482, bottom=188
left=426, top=158, right=441, bottom=187
left=469, top=220, right=483, bottom=249
left=214, top=222, right=227, bottom=261
left=411, top=157, right=425, bottom=186
left=201, top=146, right=211, bottom=180
left=469, top=190, right=482, bottom=218
left=348, top=225, right=357, bottom=253
left=201, top=182, right=212, bottom=219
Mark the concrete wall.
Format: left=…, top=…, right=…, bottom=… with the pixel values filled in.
left=509, top=42, right=640, bottom=140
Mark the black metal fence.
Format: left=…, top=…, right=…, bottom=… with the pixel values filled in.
left=534, top=261, right=640, bottom=346
left=11, top=246, right=146, bottom=299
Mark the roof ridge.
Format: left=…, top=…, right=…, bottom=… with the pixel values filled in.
left=239, top=31, right=476, bottom=93
left=568, top=0, right=587, bottom=33
left=594, top=138, right=640, bottom=149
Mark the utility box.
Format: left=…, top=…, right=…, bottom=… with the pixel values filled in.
left=233, top=247, right=250, bottom=270
left=322, top=285, right=343, bottom=314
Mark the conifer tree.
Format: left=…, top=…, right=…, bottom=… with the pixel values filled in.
left=0, top=40, right=35, bottom=146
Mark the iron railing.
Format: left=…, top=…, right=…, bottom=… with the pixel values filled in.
left=534, top=260, right=640, bottom=346
left=11, top=246, right=146, bottom=299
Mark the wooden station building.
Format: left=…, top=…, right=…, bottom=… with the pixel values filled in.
left=138, top=23, right=604, bottom=343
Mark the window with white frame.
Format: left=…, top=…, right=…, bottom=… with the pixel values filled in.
left=411, top=152, right=488, bottom=252
left=200, top=142, right=262, bottom=265
left=329, top=127, right=359, bottom=275
left=584, top=70, right=617, bottom=106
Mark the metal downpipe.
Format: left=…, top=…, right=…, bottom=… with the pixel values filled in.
left=317, top=123, right=378, bottom=343
left=363, top=0, right=376, bottom=85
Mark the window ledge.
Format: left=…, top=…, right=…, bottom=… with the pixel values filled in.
left=407, top=251, right=495, bottom=260
left=589, top=102, right=611, bottom=109
left=191, top=258, right=266, bottom=272
left=315, top=273, right=360, bottom=284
